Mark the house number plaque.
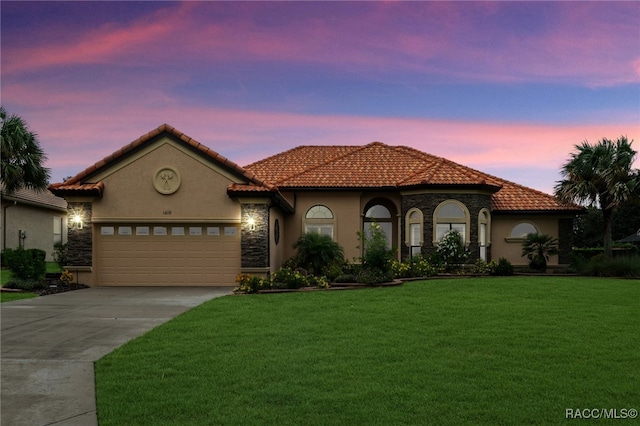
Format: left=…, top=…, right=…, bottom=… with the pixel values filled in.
left=153, top=166, right=181, bottom=195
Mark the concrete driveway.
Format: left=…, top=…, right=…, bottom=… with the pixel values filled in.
left=1, top=286, right=233, bottom=426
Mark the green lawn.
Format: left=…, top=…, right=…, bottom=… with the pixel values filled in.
left=0, top=262, right=61, bottom=286
left=95, top=277, right=639, bottom=425
left=1, top=291, right=38, bottom=303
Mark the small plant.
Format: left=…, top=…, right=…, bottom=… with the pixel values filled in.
left=357, top=223, right=395, bottom=284
left=60, top=270, right=74, bottom=285
left=234, top=274, right=267, bottom=294
left=308, top=275, right=330, bottom=289
left=521, top=233, right=559, bottom=272
left=436, top=230, right=469, bottom=272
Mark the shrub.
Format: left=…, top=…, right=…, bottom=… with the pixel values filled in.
left=271, top=267, right=309, bottom=289
left=490, top=258, right=514, bottom=276
left=580, top=255, right=640, bottom=278
left=333, top=274, right=357, bottom=283
left=436, top=230, right=469, bottom=272
left=53, top=243, right=68, bottom=269
left=392, top=256, right=437, bottom=278
left=2, top=248, right=46, bottom=281
left=357, top=268, right=393, bottom=285
left=4, top=278, right=45, bottom=291
left=292, top=233, right=344, bottom=276
left=472, top=259, right=493, bottom=274
left=470, top=258, right=513, bottom=276
left=357, top=223, right=395, bottom=284
left=521, top=233, right=558, bottom=273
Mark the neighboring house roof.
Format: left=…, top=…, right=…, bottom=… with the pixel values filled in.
left=1, top=184, right=67, bottom=212
left=619, top=229, right=640, bottom=243
left=245, top=142, right=583, bottom=213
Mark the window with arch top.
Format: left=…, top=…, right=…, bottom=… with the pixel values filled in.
left=405, top=208, right=424, bottom=257
left=507, top=222, right=538, bottom=241
left=304, top=205, right=335, bottom=239
left=433, top=200, right=470, bottom=244
left=364, top=203, right=393, bottom=249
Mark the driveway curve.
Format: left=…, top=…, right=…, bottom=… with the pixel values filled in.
left=1, top=287, right=233, bottom=426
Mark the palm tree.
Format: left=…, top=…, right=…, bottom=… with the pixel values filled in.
left=292, top=232, right=344, bottom=276
left=521, top=233, right=559, bottom=272
left=0, top=107, right=51, bottom=194
left=555, top=137, right=639, bottom=259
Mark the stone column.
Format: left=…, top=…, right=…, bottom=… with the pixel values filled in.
left=240, top=203, right=270, bottom=269
left=66, top=202, right=93, bottom=266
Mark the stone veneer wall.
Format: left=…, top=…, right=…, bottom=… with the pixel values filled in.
left=66, top=202, right=93, bottom=266
left=241, top=203, right=270, bottom=268
left=400, top=192, right=493, bottom=261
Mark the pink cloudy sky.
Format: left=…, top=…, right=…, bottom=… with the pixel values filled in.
left=2, top=1, right=639, bottom=194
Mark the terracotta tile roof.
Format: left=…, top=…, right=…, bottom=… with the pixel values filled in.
left=245, top=142, right=582, bottom=212
left=48, top=181, right=105, bottom=197
left=1, top=184, right=67, bottom=211
left=49, top=124, right=275, bottom=193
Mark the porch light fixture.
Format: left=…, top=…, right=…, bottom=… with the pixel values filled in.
left=72, top=213, right=83, bottom=230
left=247, top=217, right=256, bottom=231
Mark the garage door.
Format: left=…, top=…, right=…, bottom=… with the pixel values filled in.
left=96, top=224, right=240, bottom=286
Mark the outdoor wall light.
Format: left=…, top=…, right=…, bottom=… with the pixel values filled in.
left=72, top=213, right=83, bottom=230
left=247, top=217, right=256, bottom=231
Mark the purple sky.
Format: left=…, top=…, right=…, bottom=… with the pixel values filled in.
left=2, top=1, right=639, bottom=194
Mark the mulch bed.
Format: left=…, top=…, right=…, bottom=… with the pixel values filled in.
left=1, top=272, right=89, bottom=296
left=35, top=283, right=90, bottom=295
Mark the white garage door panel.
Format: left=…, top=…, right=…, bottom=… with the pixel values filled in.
left=97, top=225, right=240, bottom=286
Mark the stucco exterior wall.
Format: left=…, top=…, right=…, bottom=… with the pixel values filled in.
left=279, top=191, right=402, bottom=263
left=491, top=215, right=560, bottom=266
left=1, top=202, right=67, bottom=261
left=269, top=207, right=285, bottom=274
left=91, top=140, right=241, bottom=221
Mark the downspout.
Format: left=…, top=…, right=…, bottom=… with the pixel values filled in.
left=3, top=201, right=17, bottom=252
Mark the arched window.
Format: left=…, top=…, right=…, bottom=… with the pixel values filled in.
left=478, top=209, right=491, bottom=261
left=509, top=222, right=538, bottom=239
left=405, top=208, right=424, bottom=258
left=304, top=205, right=335, bottom=238
left=433, top=200, right=470, bottom=244
left=364, top=203, right=393, bottom=249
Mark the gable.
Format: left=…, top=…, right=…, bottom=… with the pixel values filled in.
left=92, top=140, right=243, bottom=221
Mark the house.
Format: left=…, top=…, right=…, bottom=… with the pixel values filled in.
left=1, top=185, right=68, bottom=262
left=49, top=124, right=583, bottom=286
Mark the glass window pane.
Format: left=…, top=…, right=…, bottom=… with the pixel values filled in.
left=379, top=222, right=392, bottom=248
left=437, top=203, right=465, bottom=218
left=365, top=205, right=391, bottom=218
left=410, top=223, right=421, bottom=245
left=320, top=226, right=334, bottom=238
left=306, top=205, right=333, bottom=219
left=511, top=222, right=537, bottom=238
left=409, top=211, right=419, bottom=220
left=364, top=222, right=392, bottom=249
left=436, top=224, right=450, bottom=241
